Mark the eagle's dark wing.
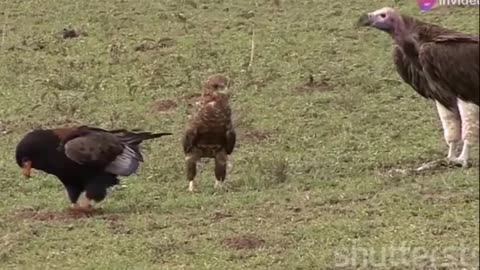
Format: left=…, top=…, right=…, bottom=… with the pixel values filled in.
left=225, top=127, right=236, bottom=155
left=182, top=127, right=198, bottom=154
left=62, top=127, right=171, bottom=176
left=63, top=131, right=140, bottom=176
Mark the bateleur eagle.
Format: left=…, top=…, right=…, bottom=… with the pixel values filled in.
left=15, top=125, right=172, bottom=211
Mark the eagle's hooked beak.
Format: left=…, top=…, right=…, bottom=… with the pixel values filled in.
left=216, top=82, right=231, bottom=95
left=221, top=86, right=231, bottom=96
left=357, top=13, right=372, bottom=27
left=22, top=160, right=32, bottom=179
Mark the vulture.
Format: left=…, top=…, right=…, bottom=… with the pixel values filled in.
left=182, top=74, right=236, bottom=192
left=358, top=7, right=479, bottom=168
left=15, top=125, right=172, bottom=211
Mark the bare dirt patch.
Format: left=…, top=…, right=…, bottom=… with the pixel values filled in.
left=10, top=208, right=121, bottom=222
left=134, top=38, right=175, bottom=52
left=420, top=190, right=478, bottom=204
left=150, top=99, right=177, bottom=113
left=294, top=75, right=331, bottom=94
left=238, top=128, right=271, bottom=143
left=62, top=28, right=82, bottom=39
left=106, top=216, right=131, bottom=234
left=211, top=211, right=233, bottom=222
left=222, top=234, right=266, bottom=250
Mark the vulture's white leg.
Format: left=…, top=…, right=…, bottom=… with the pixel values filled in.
left=454, top=99, right=479, bottom=167
left=435, top=101, right=462, bottom=160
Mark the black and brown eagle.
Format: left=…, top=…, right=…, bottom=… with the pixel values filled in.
left=182, top=74, right=236, bottom=192
left=15, top=125, right=171, bottom=211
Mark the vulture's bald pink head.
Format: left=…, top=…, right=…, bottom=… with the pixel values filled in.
left=358, top=7, right=404, bottom=35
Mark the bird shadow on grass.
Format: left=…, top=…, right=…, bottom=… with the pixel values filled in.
left=374, top=157, right=478, bottom=183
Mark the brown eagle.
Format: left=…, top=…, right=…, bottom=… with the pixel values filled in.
left=358, top=7, right=479, bottom=168
left=182, top=74, right=236, bottom=192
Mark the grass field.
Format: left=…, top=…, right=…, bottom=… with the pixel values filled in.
left=0, top=0, right=479, bottom=269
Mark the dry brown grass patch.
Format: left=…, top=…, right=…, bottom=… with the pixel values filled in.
left=222, top=234, right=266, bottom=250
left=150, top=99, right=178, bottom=113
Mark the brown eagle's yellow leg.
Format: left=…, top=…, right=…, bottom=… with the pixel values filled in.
left=186, top=153, right=200, bottom=192
left=214, top=151, right=227, bottom=190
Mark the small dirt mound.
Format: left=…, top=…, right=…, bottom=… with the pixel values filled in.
left=240, top=128, right=271, bottom=143
left=150, top=99, right=177, bottom=113
left=222, top=234, right=266, bottom=250
left=294, top=75, right=331, bottom=94
left=62, top=28, right=81, bottom=39
left=211, top=211, right=233, bottom=222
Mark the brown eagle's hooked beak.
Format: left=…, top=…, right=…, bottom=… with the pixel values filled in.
left=219, top=86, right=230, bottom=96
left=22, top=160, right=32, bottom=179
left=357, top=13, right=372, bottom=27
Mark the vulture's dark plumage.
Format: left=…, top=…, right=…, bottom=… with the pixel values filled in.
left=15, top=126, right=172, bottom=211
left=358, top=7, right=479, bottom=168
left=182, top=74, right=236, bottom=192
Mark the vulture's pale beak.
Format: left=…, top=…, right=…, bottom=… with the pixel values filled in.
left=22, top=160, right=32, bottom=179
left=357, top=13, right=372, bottom=27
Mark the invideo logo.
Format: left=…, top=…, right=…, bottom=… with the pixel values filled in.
left=417, top=0, right=435, bottom=11
left=417, top=0, right=480, bottom=11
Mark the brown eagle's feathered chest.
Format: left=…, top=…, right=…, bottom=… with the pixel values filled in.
left=196, top=102, right=231, bottom=128
left=187, top=98, right=233, bottom=157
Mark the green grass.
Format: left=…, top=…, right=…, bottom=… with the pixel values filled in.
left=0, top=0, right=478, bottom=269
